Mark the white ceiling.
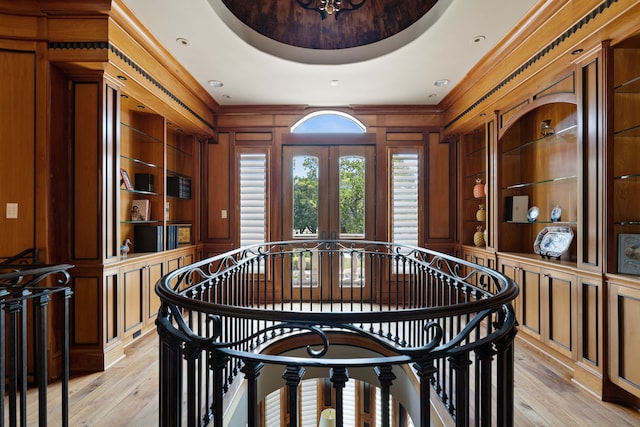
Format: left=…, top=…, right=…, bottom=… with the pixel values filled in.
left=121, top=0, right=538, bottom=107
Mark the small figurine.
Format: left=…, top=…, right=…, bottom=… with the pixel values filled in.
left=120, top=239, right=132, bottom=257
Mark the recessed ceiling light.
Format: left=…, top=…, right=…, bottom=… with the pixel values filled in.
left=331, top=80, right=339, bottom=87
left=176, top=37, right=190, bottom=46
left=208, top=80, right=223, bottom=87
left=434, top=79, right=450, bottom=87
left=571, top=48, right=584, bottom=55
left=120, top=94, right=129, bottom=99
left=427, top=93, right=437, bottom=98
left=117, top=75, right=127, bottom=81
left=222, top=94, right=231, bottom=99
left=137, top=104, right=145, bottom=109
left=473, top=35, right=486, bottom=43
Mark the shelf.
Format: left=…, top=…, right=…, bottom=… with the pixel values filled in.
left=503, top=175, right=576, bottom=190
left=121, top=155, right=163, bottom=170
left=506, top=220, right=577, bottom=225
left=614, top=221, right=640, bottom=225
left=614, top=75, right=640, bottom=93
left=120, top=220, right=162, bottom=225
left=501, top=125, right=578, bottom=156
left=120, top=188, right=160, bottom=196
left=613, top=124, right=640, bottom=137
left=614, top=173, right=640, bottom=181
left=121, top=122, right=162, bottom=144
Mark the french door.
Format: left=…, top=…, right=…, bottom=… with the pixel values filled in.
left=282, top=145, right=375, bottom=301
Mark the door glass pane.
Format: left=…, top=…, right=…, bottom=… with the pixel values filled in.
left=292, top=155, right=319, bottom=238
left=339, top=155, right=365, bottom=239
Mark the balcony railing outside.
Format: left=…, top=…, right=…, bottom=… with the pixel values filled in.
left=156, top=240, right=519, bottom=426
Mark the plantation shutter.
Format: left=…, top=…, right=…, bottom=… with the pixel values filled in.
left=299, top=379, right=318, bottom=426
left=264, top=389, right=281, bottom=426
left=240, top=152, right=267, bottom=247
left=391, top=152, right=419, bottom=247
left=343, top=379, right=356, bottom=426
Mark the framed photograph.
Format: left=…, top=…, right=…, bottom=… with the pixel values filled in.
left=618, top=233, right=640, bottom=275
left=177, top=224, right=192, bottom=244
left=120, top=168, right=133, bottom=190
left=131, top=199, right=150, bottom=222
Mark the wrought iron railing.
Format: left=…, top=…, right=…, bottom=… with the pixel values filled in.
left=1, top=260, right=74, bottom=427
left=156, top=240, right=518, bottom=426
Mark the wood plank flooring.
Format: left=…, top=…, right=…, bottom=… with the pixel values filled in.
left=6, top=331, right=640, bottom=426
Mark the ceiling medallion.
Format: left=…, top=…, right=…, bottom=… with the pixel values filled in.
left=296, top=0, right=366, bottom=19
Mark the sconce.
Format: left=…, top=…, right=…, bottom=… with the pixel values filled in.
left=540, top=120, right=555, bottom=137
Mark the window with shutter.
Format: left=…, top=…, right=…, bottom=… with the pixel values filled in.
left=240, top=151, right=268, bottom=248
left=391, top=152, right=420, bottom=248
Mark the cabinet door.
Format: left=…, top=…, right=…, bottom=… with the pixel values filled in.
left=498, top=258, right=521, bottom=323
left=519, top=264, right=542, bottom=340
left=122, top=263, right=144, bottom=338
left=542, top=269, right=576, bottom=359
left=608, top=281, right=640, bottom=399
left=147, top=259, right=165, bottom=322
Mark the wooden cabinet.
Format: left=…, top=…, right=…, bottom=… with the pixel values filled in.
left=498, top=102, right=578, bottom=259
left=121, top=257, right=165, bottom=342
left=607, top=277, right=640, bottom=399
left=497, top=255, right=576, bottom=360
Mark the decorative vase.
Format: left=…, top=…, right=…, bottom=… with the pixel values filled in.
left=473, top=177, right=485, bottom=198
left=473, top=226, right=485, bottom=247
left=476, top=204, right=486, bottom=221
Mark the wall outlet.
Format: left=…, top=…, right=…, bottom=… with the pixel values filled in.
left=221, top=210, right=227, bottom=219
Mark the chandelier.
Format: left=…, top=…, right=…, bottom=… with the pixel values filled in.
left=296, top=0, right=366, bottom=19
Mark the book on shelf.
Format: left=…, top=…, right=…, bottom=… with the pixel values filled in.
left=131, top=199, right=150, bottom=221
left=167, top=176, right=192, bottom=199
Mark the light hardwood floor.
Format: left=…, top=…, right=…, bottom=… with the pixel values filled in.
left=8, top=331, right=640, bottom=426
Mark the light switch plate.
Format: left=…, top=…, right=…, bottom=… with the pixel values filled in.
left=6, top=203, right=18, bottom=219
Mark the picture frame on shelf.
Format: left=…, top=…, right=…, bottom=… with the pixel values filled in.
left=131, top=199, right=150, bottom=221
left=177, top=224, right=192, bottom=244
left=120, top=168, right=133, bottom=190
left=618, top=233, right=640, bottom=275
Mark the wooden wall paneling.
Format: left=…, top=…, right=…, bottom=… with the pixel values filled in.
left=206, top=132, right=230, bottom=240
left=0, top=49, right=36, bottom=257
left=427, top=132, right=452, bottom=241
left=105, top=268, right=119, bottom=346
left=104, top=80, right=120, bottom=260
left=574, top=272, right=603, bottom=396
left=72, top=80, right=101, bottom=260
left=577, top=47, right=604, bottom=271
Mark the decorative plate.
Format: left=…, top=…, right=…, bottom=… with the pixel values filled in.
left=550, top=205, right=562, bottom=222
left=527, top=206, right=540, bottom=222
left=533, top=226, right=574, bottom=259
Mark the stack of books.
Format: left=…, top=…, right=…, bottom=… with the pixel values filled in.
left=167, top=176, right=191, bottom=199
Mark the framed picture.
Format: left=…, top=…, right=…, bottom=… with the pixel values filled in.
left=177, top=224, right=192, bottom=244
left=131, top=199, right=150, bottom=222
left=618, top=233, right=640, bottom=275
left=120, top=168, right=133, bottom=190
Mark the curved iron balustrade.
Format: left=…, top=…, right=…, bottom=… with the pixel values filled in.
left=1, top=261, right=74, bottom=426
left=156, top=240, right=518, bottom=426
